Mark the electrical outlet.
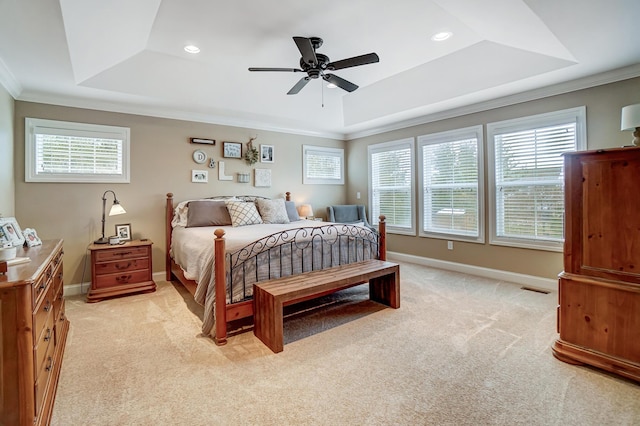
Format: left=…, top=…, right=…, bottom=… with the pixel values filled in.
left=447, top=241, right=453, bottom=250
left=356, top=192, right=361, bottom=199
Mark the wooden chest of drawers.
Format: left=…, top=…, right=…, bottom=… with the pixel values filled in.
left=0, top=239, right=69, bottom=426
left=87, top=239, right=156, bottom=302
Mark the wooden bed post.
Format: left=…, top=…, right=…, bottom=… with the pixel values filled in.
left=378, top=215, right=387, bottom=261
left=214, top=229, right=228, bottom=345
left=166, top=193, right=174, bottom=281
left=285, top=191, right=291, bottom=201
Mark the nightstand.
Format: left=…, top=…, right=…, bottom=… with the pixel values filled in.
left=87, top=239, right=156, bottom=302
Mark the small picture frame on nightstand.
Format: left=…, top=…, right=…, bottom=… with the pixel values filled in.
left=115, top=224, right=132, bottom=241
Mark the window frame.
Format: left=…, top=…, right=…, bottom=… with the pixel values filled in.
left=487, top=106, right=587, bottom=251
left=302, top=145, right=344, bottom=185
left=25, top=117, right=130, bottom=183
left=417, top=125, right=485, bottom=243
left=368, top=138, right=416, bottom=236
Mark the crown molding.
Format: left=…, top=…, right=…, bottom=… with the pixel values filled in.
left=0, top=56, right=22, bottom=98
left=344, top=64, right=640, bottom=140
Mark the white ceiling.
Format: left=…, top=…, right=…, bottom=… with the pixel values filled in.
left=1, top=0, right=639, bottom=139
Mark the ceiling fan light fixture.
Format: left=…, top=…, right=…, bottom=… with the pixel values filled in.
left=431, top=31, right=452, bottom=42
left=327, top=83, right=337, bottom=89
left=184, top=45, right=200, bottom=54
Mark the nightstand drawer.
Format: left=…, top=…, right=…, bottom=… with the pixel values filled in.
left=94, top=258, right=150, bottom=275
left=95, top=246, right=148, bottom=262
left=94, top=270, right=152, bottom=289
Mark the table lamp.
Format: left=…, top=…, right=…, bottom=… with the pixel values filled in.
left=621, top=103, right=640, bottom=146
left=94, top=190, right=126, bottom=244
left=297, top=204, right=313, bottom=219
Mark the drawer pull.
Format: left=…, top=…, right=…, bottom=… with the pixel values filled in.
left=115, top=251, right=133, bottom=256
left=116, top=274, right=133, bottom=283
left=116, top=262, right=132, bottom=270
left=44, top=328, right=52, bottom=342
left=38, top=282, right=46, bottom=292
left=44, top=300, right=52, bottom=312
left=45, top=356, right=53, bottom=372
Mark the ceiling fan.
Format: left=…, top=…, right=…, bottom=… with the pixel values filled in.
left=248, top=36, right=379, bottom=95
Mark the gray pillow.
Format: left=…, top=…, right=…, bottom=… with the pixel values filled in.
left=256, top=198, right=290, bottom=224
left=285, top=201, right=300, bottom=221
left=186, top=200, right=232, bottom=227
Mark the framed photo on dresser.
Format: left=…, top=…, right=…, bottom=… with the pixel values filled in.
left=22, top=228, right=42, bottom=247
left=0, top=217, right=25, bottom=247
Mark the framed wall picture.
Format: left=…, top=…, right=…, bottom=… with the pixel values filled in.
left=260, top=144, right=274, bottom=163
left=254, top=168, right=272, bottom=187
left=115, top=223, right=132, bottom=241
left=191, top=169, right=208, bottom=183
left=223, top=141, right=242, bottom=158
left=22, top=228, right=42, bottom=247
left=0, top=217, right=25, bottom=247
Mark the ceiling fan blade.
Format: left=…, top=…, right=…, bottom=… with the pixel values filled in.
left=248, top=67, right=303, bottom=72
left=287, top=77, right=311, bottom=95
left=323, top=74, right=358, bottom=92
left=327, top=53, right=379, bottom=71
left=293, top=36, right=318, bottom=67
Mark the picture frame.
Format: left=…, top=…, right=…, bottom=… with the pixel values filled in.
left=223, top=141, right=242, bottom=159
left=0, top=217, right=25, bottom=247
left=22, top=228, right=42, bottom=247
left=115, top=223, right=132, bottom=241
left=260, top=144, right=274, bottom=163
left=191, top=169, right=208, bottom=183
left=190, top=137, right=215, bottom=145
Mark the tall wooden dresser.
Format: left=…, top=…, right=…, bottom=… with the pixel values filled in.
left=553, top=147, right=640, bottom=382
left=0, top=239, right=69, bottom=425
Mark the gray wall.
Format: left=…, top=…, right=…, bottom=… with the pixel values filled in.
left=14, top=102, right=346, bottom=286
left=346, top=77, right=640, bottom=280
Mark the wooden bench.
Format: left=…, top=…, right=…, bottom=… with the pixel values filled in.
left=253, top=259, right=400, bottom=353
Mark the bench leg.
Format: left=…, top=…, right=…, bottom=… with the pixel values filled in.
left=369, top=268, right=400, bottom=309
left=253, top=286, right=284, bottom=353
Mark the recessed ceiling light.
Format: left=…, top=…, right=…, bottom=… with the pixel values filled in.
left=431, top=32, right=452, bottom=42
left=184, top=45, right=200, bottom=54
left=327, top=83, right=337, bottom=89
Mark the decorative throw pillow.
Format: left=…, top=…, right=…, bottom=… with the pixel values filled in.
left=284, top=201, right=300, bottom=222
left=186, top=200, right=232, bottom=227
left=256, top=198, right=290, bottom=224
left=225, top=200, right=263, bottom=227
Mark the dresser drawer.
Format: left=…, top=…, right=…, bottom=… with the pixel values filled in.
left=34, top=342, right=55, bottom=418
left=95, top=246, right=148, bottom=262
left=94, top=269, right=152, bottom=289
left=55, top=298, right=66, bottom=345
left=34, top=284, right=54, bottom=343
left=35, top=312, right=54, bottom=376
left=32, top=269, right=49, bottom=309
left=94, top=258, right=150, bottom=275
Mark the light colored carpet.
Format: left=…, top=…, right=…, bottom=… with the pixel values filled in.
left=51, top=262, right=640, bottom=425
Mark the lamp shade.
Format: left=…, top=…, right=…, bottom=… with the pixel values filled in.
left=621, top=103, right=640, bottom=131
left=297, top=204, right=313, bottom=218
left=109, top=202, right=126, bottom=216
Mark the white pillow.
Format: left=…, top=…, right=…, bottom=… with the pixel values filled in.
left=256, top=198, right=290, bottom=224
left=225, top=201, right=263, bottom=227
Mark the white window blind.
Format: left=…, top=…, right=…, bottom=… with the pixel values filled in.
left=25, top=118, right=130, bottom=183
left=418, top=126, right=483, bottom=242
left=488, top=107, right=586, bottom=250
left=303, top=145, right=344, bottom=184
left=368, top=138, right=415, bottom=235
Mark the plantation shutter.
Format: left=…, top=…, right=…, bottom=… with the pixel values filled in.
left=493, top=123, right=576, bottom=242
left=421, top=135, right=479, bottom=237
left=370, top=139, right=414, bottom=232
left=303, top=145, right=344, bottom=184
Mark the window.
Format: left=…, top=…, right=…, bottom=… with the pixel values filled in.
left=418, top=126, right=484, bottom=242
left=368, top=138, right=415, bottom=235
left=25, top=118, right=130, bottom=183
left=487, top=107, right=586, bottom=251
left=302, top=145, right=344, bottom=184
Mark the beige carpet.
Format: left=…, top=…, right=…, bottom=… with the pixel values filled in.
left=51, top=262, right=640, bottom=425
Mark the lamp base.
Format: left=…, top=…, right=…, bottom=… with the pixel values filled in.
left=94, top=237, right=109, bottom=244
left=632, top=128, right=640, bottom=147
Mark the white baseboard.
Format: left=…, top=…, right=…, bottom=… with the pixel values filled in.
left=63, top=271, right=167, bottom=297
left=387, top=251, right=557, bottom=292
